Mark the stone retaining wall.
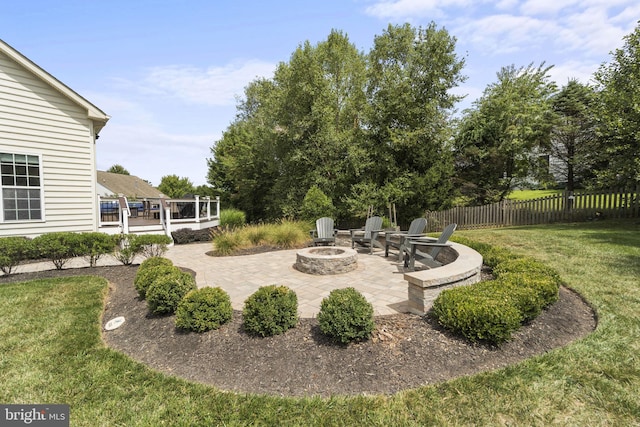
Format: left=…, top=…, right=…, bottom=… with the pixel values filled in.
left=403, top=242, right=483, bottom=315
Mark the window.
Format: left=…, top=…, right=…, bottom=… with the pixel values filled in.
left=1, top=153, right=42, bottom=221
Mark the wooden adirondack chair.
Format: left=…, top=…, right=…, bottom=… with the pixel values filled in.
left=311, top=217, right=337, bottom=246
left=384, top=217, right=427, bottom=260
left=350, top=216, right=384, bottom=254
left=404, top=223, right=457, bottom=270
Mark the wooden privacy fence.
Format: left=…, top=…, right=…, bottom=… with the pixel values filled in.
left=425, top=187, right=640, bottom=231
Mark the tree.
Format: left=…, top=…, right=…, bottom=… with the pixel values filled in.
left=549, top=80, right=597, bottom=191
left=107, top=164, right=130, bottom=175
left=592, top=22, right=640, bottom=187
left=363, top=23, right=465, bottom=219
left=454, top=63, right=557, bottom=204
left=158, top=175, right=195, bottom=198
left=208, top=24, right=465, bottom=224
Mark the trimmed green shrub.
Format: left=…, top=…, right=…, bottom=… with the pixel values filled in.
left=317, top=287, right=375, bottom=344
left=493, top=258, right=561, bottom=283
left=146, top=269, right=197, bottom=314
left=76, top=232, right=117, bottom=267
left=0, top=236, right=34, bottom=275
left=220, top=209, right=246, bottom=229
left=242, top=285, right=298, bottom=337
left=139, top=256, right=174, bottom=271
left=497, top=272, right=560, bottom=308
left=134, top=264, right=177, bottom=299
left=474, top=280, right=543, bottom=322
left=432, top=286, right=523, bottom=345
left=175, top=287, right=233, bottom=332
left=32, top=232, right=81, bottom=270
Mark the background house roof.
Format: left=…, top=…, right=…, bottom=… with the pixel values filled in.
left=97, top=171, right=163, bottom=199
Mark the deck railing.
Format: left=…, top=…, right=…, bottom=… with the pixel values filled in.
left=425, top=186, right=639, bottom=231
left=98, top=195, right=220, bottom=235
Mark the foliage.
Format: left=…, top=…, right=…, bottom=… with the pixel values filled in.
left=32, top=232, right=81, bottom=270
left=106, top=164, right=130, bottom=175
left=242, top=285, right=298, bottom=337
left=158, top=174, right=195, bottom=198
left=145, top=269, right=197, bottom=314
left=208, top=23, right=464, bottom=224
left=317, top=287, right=375, bottom=344
left=171, top=227, right=213, bottom=244
left=212, top=221, right=311, bottom=256
left=454, top=63, right=557, bottom=205
left=432, top=245, right=561, bottom=344
left=113, top=234, right=141, bottom=265
left=175, top=287, right=233, bottom=332
left=134, top=261, right=175, bottom=299
left=76, top=232, right=117, bottom=267
left=592, top=22, right=640, bottom=187
left=299, top=186, right=336, bottom=221
left=549, top=79, right=598, bottom=190
left=432, top=286, right=523, bottom=344
left=134, top=234, right=172, bottom=258
left=0, top=236, right=34, bottom=275
left=219, top=209, right=246, bottom=229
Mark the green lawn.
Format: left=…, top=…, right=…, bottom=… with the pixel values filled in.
left=1, top=219, right=639, bottom=426
left=507, top=189, right=562, bottom=200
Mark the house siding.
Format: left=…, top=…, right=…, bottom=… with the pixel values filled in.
left=0, top=50, right=98, bottom=237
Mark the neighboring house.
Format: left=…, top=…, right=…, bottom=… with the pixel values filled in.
left=0, top=39, right=109, bottom=238
left=97, top=171, right=163, bottom=199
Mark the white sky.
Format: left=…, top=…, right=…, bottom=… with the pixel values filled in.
left=2, top=1, right=638, bottom=186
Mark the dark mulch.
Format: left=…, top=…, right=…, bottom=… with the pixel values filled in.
left=1, top=264, right=596, bottom=398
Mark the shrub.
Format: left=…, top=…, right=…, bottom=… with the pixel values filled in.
left=497, top=272, right=560, bottom=308
left=268, top=220, right=311, bottom=249
left=139, top=256, right=174, bottom=271
left=76, top=232, right=117, bottom=267
left=300, top=186, right=335, bottom=221
left=113, top=234, right=143, bottom=265
left=432, top=286, right=523, bottom=345
left=317, top=288, right=375, bottom=344
left=242, top=285, right=298, bottom=337
left=220, top=209, right=246, bottom=229
left=0, top=236, right=34, bottom=275
left=134, top=263, right=176, bottom=299
left=134, top=234, right=173, bottom=258
left=32, top=232, right=81, bottom=270
left=474, top=280, right=543, bottom=322
left=172, top=228, right=212, bottom=244
left=175, top=287, right=233, bottom=332
left=146, top=269, right=197, bottom=314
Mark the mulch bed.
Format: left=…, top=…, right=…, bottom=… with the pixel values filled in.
left=1, top=263, right=596, bottom=398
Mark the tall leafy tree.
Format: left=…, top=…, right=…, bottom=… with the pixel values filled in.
left=454, top=63, right=557, bottom=204
left=362, top=23, right=465, bottom=220
left=158, top=175, right=195, bottom=198
left=208, top=24, right=465, bottom=223
left=549, top=79, right=597, bottom=191
left=592, top=22, right=640, bottom=188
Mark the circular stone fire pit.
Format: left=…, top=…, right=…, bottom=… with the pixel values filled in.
left=295, top=247, right=358, bottom=275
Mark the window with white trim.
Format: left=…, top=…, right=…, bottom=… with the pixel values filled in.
left=1, top=152, right=42, bottom=221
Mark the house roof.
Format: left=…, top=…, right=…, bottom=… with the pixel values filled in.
left=97, top=171, right=164, bottom=199
left=0, top=39, right=110, bottom=134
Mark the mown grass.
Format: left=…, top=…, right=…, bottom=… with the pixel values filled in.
left=1, top=219, right=639, bottom=425
left=507, top=189, right=562, bottom=200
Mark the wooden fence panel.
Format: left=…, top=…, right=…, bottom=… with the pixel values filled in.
left=425, top=187, right=639, bottom=231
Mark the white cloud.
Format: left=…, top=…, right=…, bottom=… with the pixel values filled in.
left=364, top=0, right=471, bottom=19
left=547, top=60, right=601, bottom=86
left=141, top=60, right=276, bottom=106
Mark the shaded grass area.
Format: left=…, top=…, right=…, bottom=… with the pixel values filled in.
left=1, top=219, right=639, bottom=425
